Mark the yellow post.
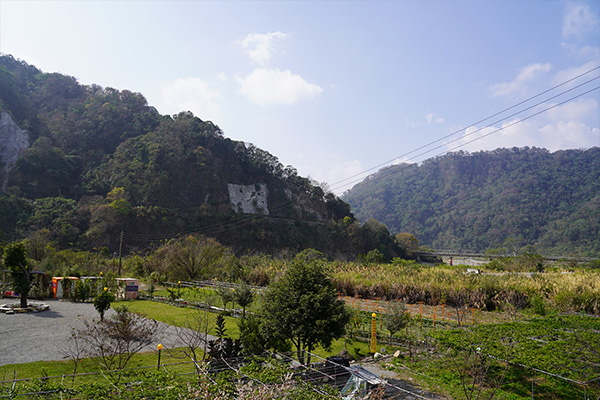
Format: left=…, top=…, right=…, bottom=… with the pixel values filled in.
left=370, top=313, right=377, bottom=354
left=157, top=343, right=163, bottom=370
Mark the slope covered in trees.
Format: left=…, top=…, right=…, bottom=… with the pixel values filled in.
left=343, top=147, right=600, bottom=256
left=0, top=55, right=404, bottom=260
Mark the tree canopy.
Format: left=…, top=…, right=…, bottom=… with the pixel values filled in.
left=3, top=242, right=31, bottom=307
left=261, top=251, right=350, bottom=365
left=344, top=147, right=600, bottom=256
left=0, top=54, right=404, bottom=261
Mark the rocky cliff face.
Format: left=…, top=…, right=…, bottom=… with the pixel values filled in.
left=0, top=111, right=29, bottom=192
left=228, top=183, right=269, bottom=215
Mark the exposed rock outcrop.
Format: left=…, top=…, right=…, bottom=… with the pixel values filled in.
left=0, top=111, right=30, bottom=192
left=228, top=183, right=269, bottom=215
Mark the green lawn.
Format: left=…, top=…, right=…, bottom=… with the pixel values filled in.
left=118, top=299, right=371, bottom=360
left=0, top=348, right=196, bottom=388
left=115, top=299, right=242, bottom=337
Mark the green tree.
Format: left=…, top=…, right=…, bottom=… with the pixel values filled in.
left=233, top=281, right=254, bottom=319
left=384, top=301, right=409, bottom=345
left=217, top=286, right=234, bottom=310
left=93, top=288, right=115, bottom=321
left=261, top=253, right=350, bottom=365
left=395, top=233, right=420, bottom=256
left=4, top=242, right=31, bottom=308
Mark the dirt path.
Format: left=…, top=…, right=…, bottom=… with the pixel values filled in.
left=361, top=358, right=445, bottom=399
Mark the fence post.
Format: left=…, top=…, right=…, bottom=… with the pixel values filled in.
left=370, top=313, right=377, bottom=354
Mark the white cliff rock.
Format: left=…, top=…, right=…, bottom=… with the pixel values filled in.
left=0, top=111, right=30, bottom=192
left=228, top=183, right=269, bottom=215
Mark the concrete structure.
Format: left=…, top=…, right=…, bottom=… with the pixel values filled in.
left=117, top=278, right=140, bottom=300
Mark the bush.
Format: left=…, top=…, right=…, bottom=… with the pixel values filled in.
left=93, top=289, right=115, bottom=320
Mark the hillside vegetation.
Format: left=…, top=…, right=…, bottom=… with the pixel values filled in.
left=0, top=54, right=403, bottom=260
left=343, top=147, right=600, bottom=256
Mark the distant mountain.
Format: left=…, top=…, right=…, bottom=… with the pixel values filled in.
left=343, top=147, right=600, bottom=256
left=0, top=54, right=404, bottom=260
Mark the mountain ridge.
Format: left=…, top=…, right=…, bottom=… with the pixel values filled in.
left=0, top=54, right=404, bottom=260
left=343, top=147, right=600, bottom=256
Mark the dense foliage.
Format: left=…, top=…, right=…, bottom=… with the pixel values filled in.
left=261, top=250, right=350, bottom=365
left=343, top=147, right=600, bottom=256
left=0, top=54, right=404, bottom=261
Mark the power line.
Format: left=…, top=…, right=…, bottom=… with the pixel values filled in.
left=121, top=66, right=600, bottom=245
left=329, top=64, right=600, bottom=193
left=343, top=85, right=600, bottom=191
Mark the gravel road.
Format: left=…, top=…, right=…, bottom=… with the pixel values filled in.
left=0, top=299, right=202, bottom=366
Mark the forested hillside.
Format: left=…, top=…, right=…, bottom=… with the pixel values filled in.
left=343, top=147, right=600, bottom=256
left=0, top=55, right=404, bottom=260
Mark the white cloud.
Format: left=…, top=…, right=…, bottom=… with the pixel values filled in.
left=545, top=97, right=598, bottom=121
left=236, top=32, right=288, bottom=67
left=405, top=113, right=444, bottom=128
left=561, top=42, right=600, bottom=61
left=425, top=113, right=444, bottom=124
left=449, top=97, right=600, bottom=153
left=490, top=63, right=552, bottom=97
left=563, top=4, right=599, bottom=39
left=237, top=68, right=323, bottom=106
left=552, top=61, right=600, bottom=87
left=539, top=121, right=600, bottom=149
left=296, top=152, right=364, bottom=195
left=161, top=77, right=221, bottom=122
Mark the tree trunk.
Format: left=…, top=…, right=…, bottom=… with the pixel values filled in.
left=20, top=270, right=30, bottom=308
left=306, top=344, right=313, bottom=365
left=296, top=340, right=305, bottom=365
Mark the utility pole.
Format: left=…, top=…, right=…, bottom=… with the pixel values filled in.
left=118, top=230, right=123, bottom=277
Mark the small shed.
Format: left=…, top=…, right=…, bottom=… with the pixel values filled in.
left=117, top=278, right=139, bottom=300
left=51, top=277, right=80, bottom=299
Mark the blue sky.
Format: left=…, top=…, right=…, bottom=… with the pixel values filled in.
left=1, top=0, right=599, bottom=194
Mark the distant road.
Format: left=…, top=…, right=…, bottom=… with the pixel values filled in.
left=415, top=250, right=597, bottom=264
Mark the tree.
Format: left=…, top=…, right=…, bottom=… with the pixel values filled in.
left=233, top=281, right=254, bottom=319
left=261, top=253, right=350, bottom=365
left=77, top=305, right=161, bottom=370
left=93, top=288, right=115, bottom=321
left=395, top=233, right=420, bottom=256
left=4, top=242, right=31, bottom=308
left=449, top=328, right=514, bottom=400
left=384, top=301, right=409, bottom=345
left=217, top=286, right=234, bottom=310
left=172, top=299, right=215, bottom=369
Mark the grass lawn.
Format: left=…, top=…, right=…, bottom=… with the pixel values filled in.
left=0, top=348, right=196, bottom=388
left=117, top=299, right=371, bottom=360
left=115, top=299, right=242, bottom=337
